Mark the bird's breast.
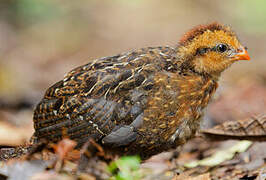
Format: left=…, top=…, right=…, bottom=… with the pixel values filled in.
left=137, top=72, right=218, bottom=147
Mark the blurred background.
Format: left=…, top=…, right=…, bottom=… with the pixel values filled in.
left=0, top=0, right=265, bottom=146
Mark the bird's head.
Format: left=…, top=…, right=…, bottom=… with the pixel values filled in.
left=178, top=23, right=250, bottom=79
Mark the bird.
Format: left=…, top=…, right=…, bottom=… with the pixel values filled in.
left=32, top=23, right=250, bottom=160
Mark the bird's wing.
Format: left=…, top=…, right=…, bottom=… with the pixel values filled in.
left=33, top=48, right=172, bottom=146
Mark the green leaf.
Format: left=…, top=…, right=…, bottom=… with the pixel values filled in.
left=107, top=156, right=141, bottom=180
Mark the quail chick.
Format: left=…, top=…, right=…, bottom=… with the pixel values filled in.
left=33, top=23, right=250, bottom=159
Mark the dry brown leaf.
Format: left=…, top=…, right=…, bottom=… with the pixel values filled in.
left=201, top=115, right=266, bottom=141
left=50, top=138, right=78, bottom=172
left=52, top=138, right=77, bottom=161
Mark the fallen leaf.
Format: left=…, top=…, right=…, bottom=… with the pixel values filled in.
left=51, top=138, right=77, bottom=172
left=184, top=140, right=252, bottom=168
left=201, top=115, right=266, bottom=141
left=52, top=138, right=77, bottom=161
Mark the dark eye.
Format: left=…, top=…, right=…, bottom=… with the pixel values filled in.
left=216, top=44, right=228, bottom=53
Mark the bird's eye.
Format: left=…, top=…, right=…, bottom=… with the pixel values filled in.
left=216, top=44, right=228, bottom=53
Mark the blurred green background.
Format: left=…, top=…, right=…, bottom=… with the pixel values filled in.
left=0, top=0, right=265, bottom=132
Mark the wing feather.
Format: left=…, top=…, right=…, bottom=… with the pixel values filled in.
left=33, top=47, right=177, bottom=146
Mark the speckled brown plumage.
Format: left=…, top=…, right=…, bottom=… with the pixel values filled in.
left=32, top=23, right=250, bottom=159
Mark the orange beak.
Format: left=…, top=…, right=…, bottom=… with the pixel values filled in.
left=232, top=47, right=250, bottom=61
